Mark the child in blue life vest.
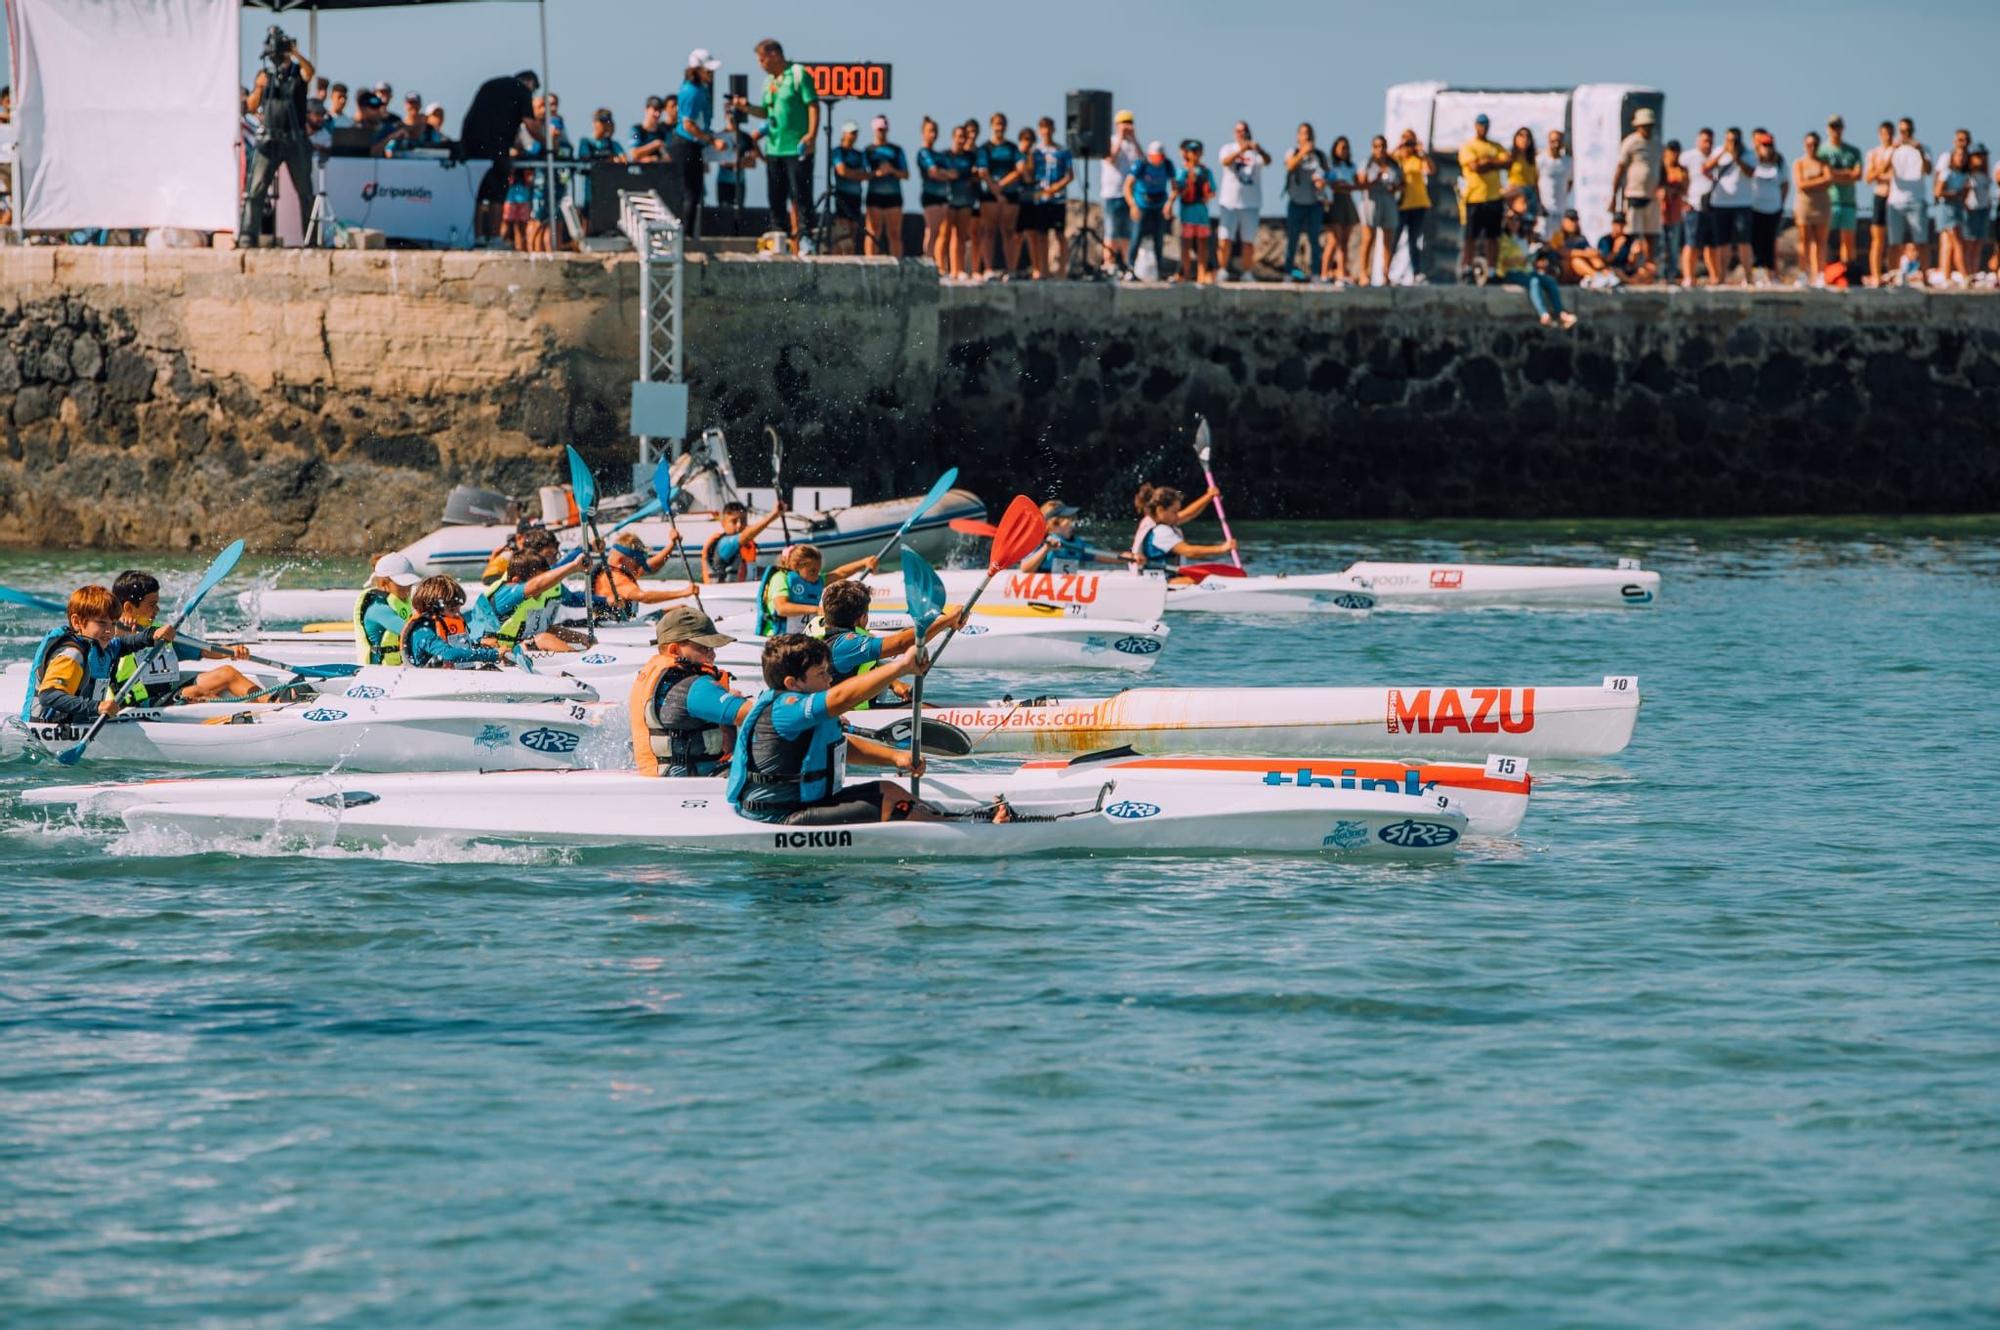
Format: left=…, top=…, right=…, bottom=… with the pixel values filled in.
left=757, top=543, right=879, bottom=637
left=1020, top=501, right=1142, bottom=575
left=701, top=500, right=787, bottom=583
left=401, top=576, right=500, bottom=669
left=26, top=585, right=168, bottom=724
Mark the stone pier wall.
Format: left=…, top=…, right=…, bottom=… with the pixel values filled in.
left=1, top=246, right=1995, bottom=553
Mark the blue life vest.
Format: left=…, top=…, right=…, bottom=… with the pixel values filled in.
left=23, top=628, right=111, bottom=721
left=1139, top=527, right=1176, bottom=572
left=726, top=689, right=846, bottom=810
left=757, top=568, right=824, bottom=637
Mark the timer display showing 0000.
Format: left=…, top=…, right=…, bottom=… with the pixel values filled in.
left=801, top=62, right=892, bottom=101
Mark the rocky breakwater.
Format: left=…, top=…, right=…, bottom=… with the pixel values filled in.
left=0, top=248, right=939, bottom=554
left=934, top=283, right=2000, bottom=517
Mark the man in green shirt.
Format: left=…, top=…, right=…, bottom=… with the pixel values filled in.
left=736, top=37, right=820, bottom=253
left=1818, top=115, right=1865, bottom=266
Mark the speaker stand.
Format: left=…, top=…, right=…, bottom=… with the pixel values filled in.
left=1070, top=153, right=1126, bottom=281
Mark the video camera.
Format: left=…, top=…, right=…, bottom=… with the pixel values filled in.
left=260, top=24, right=295, bottom=70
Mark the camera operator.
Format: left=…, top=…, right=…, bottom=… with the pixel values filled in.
left=239, top=27, right=315, bottom=248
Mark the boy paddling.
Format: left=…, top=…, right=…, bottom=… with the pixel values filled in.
left=1020, top=501, right=1140, bottom=575
left=701, top=500, right=786, bottom=583
left=110, top=571, right=263, bottom=705
left=810, top=578, right=965, bottom=708
left=26, top=586, right=172, bottom=724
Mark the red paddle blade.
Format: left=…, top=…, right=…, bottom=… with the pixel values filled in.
left=949, top=517, right=1000, bottom=538
left=1178, top=562, right=1249, bottom=579
left=988, top=495, right=1049, bottom=573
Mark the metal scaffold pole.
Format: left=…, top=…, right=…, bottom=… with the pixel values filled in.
left=619, top=192, right=688, bottom=491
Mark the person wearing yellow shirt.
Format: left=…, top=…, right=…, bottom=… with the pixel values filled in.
left=1395, top=129, right=1435, bottom=283
left=1457, top=113, right=1511, bottom=282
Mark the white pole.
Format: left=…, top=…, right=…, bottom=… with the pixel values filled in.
left=308, top=6, right=318, bottom=65
left=538, top=0, right=553, bottom=245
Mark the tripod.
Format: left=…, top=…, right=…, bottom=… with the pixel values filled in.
left=803, top=99, right=849, bottom=256
left=304, top=147, right=330, bottom=248
left=1069, top=151, right=1127, bottom=281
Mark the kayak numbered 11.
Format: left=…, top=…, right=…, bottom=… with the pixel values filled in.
left=23, top=765, right=1474, bottom=861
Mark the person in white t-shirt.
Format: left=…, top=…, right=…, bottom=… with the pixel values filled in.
left=1536, top=128, right=1573, bottom=242
left=1216, top=121, right=1270, bottom=282
left=1884, top=117, right=1931, bottom=283
left=1099, top=110, right=1143, bottom=275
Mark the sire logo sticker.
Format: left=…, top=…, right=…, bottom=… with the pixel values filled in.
left=518, top=726, right=581, bottom=754
left=1103, top=800, right=1161, bottom=819
left=1386, top=688, right=1536, bottom=735
left=343, top=684, right=387, bottom=699
left=300, top=708, right=348, bottom=723
left=1113, top=636, right=1162, bottom=655
left=1003, top=572, right=1100, bottom=604
left=1378, top=819, right=1461, bottom=849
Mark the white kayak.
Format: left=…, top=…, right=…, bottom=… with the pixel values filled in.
left=238, top=565, right=1170, bottom=627
left=390, top=488, right=986, bottom=581
left=846, top=678, right=1641, bottom=760
left=23, top=764, right=1469, bottom=860
left=229, top=613, right=1173, bottom=677
left=1, top=692, right=615, bottom=771
left=1163, top=560, right=1663, bottom=613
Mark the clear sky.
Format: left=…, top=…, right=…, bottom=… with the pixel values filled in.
left=7, top=1, right=1997, bottom=195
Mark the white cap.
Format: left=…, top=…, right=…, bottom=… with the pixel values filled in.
left=372, top=552, right=420, bottom=584
left=1146, top=139, right=1165, bottom=156
left=424, top=102, right=443, bottom=116
left=687, top=48, right=721, bottom=72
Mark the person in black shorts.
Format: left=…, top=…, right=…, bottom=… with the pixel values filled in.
left=457, top=70, right=539, bottom=242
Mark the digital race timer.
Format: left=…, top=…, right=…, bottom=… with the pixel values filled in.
left=800, top=62, right=893, bottom=101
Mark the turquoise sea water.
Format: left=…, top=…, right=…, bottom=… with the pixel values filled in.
left=2, top=521, right=1997, bottom=1329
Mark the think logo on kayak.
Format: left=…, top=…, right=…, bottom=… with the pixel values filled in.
left=1267, top=768, right=1431, bottom=796
left=1386, top=688, right=1536, bottom=735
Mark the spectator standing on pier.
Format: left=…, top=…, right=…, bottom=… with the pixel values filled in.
left=1748, top=131, right=1788, bottom=284
left=1170, top=139, right=1216, bottom=284
left=1884, top=119, right=1930, bottom=285
left=572, top=110, right=625, bottom=233
left=1705, top=127, right=1755, bottom=285
left=1612, top=107, right=1662, bottom=271
left=1660, top=141, right=1689, bottom=283
left=1794, top=131, right=1832, bottom=284
left=1683, top=127, right=1715, bottom=285
left=1320, top=135, right=1358, bottom=284
left=326, top=83, right=352, bottom=128
left=1024, top=119, right=1073, bottom=280
left=667, top=49, right=729, bottom=239
left=830, top=122, right=868, bottom=255
left=1357, top=135, right=1403, bottom=286
left=863, top=115, right=909, bottom=258
left=1864, top=121, right=1896, bottom=285
left=1124, top=139, right=1174, bottom=280
left=1966, top=145, right=1993, bottom=282
left=1458, top=114, right=1508, bottom=283
left=1536, top=128, right=1572, bottom=241
left=738, top=38, right=819, bottom=255
left=977, top=114, right=1024, bottom=280
left=629, top=96, right=671, bottom=162
left=1503, top=127, right=1539, bottom=234
left=1932, top=146, right=1970, bottom=285
left=917, top=117, right=948, bottom=261
left=1216, top=121, right=1269, bottom=283
left=1818, top=117, right=1863, bottom=270
left=1394, top=130, right=1434, bottom=282
left=1281, top=123, right=1327, bottom=282
left=937, top=122, right=977, bottom=279
left=1100, top=111, right=1142, bottom=275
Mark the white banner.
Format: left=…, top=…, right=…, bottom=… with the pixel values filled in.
left=316, top=156, right=480, bottom=247
left=11, top=0, right=238, bottom=230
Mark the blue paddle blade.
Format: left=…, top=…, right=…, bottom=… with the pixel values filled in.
left=513, top=645, right=537, bottom=674
left=900, top=548, right=946, bottom=632
left=607, top=497, right=663, bottom=534
left=651, top=458, right=676, bottom=513
left=909, top=467, right=959, bottom=529
left=467, top=593, right=502, bottom=641
left=290, top=664, right=361, bottom=679
left=184, top=540, right=246, bottom=611
left=0, top=585, right=66, bottom=614
left=566, top=445, right=598, bottom=518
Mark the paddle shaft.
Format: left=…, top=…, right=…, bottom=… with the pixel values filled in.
left=922, top=568, right=1003, bottom=671
left=769, top=427, right=792, bottom=546
left=664, top=512, right=707, bottom=617
left=1197, top=456, right=1244, bottom=570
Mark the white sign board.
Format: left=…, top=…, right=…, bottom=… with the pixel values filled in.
left=320, top=156, right=479, bottom=246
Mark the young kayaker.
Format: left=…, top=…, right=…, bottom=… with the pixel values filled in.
left=110, top=570, right=262, bottom=705
left=1129, top=482, right=1219, bottom=557
left=757, top=544, right=879, bottom=636
left=1135, top=487, right=1237, bottom=578
left=700, top=500, right=785, bottom=583
left=810, top=577, right=965, bottom=708
left=355, top=553, right=419, bottom=665
left=629, top=605, right=753, bottom=777
left=728, top=633, right=1014, bottom=825
left=591, top=533, right=696, bottom=619
left=25, top=585, right=171, bottom=723
left=400, top=576, right=501, bottom=669
left=483, top=547, right=588, bottom=652
left=1020, top=501, right=1140, bottom=575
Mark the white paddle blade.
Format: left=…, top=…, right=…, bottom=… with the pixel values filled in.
left=1194, top=416, right=1213, bottom=465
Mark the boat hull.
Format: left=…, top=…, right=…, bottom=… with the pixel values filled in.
left=1164, top=561, right=1663, bottom=613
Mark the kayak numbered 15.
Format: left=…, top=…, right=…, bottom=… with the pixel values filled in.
left=23, top=765, right=1474, bottom=861
left=845, top=678, right=1642, bottom=760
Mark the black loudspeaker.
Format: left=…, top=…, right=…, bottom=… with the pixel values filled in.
left=1067, top=89, right=1112, bottom=157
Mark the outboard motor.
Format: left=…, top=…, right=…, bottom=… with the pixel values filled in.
left=441, top=485, right=520, bottom=527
